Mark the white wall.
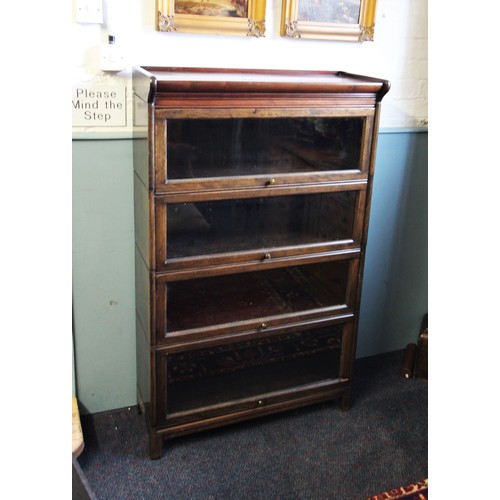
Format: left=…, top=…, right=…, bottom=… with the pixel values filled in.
left=72, top=0, right=427, bottom=133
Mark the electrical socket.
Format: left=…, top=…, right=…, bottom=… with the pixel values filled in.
left=100, top=43, right=125, bottom=72
left=76, top=0, right=103, bottom=24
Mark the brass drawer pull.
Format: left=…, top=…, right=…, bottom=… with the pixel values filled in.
left=260, top=322, right=267, bottom=330
left=263, top=253, right=272, bottom=260
left=266, top=178, right=276, bottom=186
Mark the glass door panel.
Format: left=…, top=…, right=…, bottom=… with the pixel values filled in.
left=165, top=323, right=344, bottom=417
left=166, top=260, right=350, bottom=333
left=166, top=191, right=358, bottom=260
left=166, top=117, right=365, bottom=180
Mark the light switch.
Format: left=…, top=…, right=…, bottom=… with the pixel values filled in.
left=76, top=0, right=103, bottom=24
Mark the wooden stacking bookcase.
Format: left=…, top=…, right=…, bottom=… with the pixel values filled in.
left=132, top=66, right=389, bottom=459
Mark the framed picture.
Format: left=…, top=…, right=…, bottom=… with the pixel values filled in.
left=280, top=0, right=378, bottom=41
left=157, top=0, right=267, bottom=37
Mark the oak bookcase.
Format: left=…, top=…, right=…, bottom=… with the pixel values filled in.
left=133, top=66, right=389, bottom=459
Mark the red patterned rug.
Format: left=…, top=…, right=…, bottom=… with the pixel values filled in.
left=366, top=479, right=428, bottom=499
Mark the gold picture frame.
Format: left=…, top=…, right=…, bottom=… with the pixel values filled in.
left=280, top=0, right=378, bottom=41
left=157, top=0, right=267, bottom=37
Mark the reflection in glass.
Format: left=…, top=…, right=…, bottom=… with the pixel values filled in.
left=166, top=117, right=364, bottom=179
left=166, top=324, right=343, bottom=414
left=298, top=0, right=361, bottom=24
left=166, top=260, right=349, bottom=332
left=167, top=191, right=357, bottom=259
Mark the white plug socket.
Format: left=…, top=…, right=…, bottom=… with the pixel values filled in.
left=76, top=0, right=103, bottom=24
left=100, top=36, right=125, bottom=72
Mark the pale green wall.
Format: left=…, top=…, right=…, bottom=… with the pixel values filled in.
left=358, top=130, right=428, bottom=357
left=72, top=139, right=136, bottom=414
left=72, top=130, right=427, bottom=414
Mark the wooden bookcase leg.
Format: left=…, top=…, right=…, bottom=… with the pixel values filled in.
left=150, top=433, right=164, bottom=460
left=340, top=391, right=353, bottom=411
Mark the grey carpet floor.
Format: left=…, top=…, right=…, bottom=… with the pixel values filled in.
left=78, top=349, right=427, bottom=499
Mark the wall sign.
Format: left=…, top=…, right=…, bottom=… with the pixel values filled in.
left=72, top=85, right=126, bottom=126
